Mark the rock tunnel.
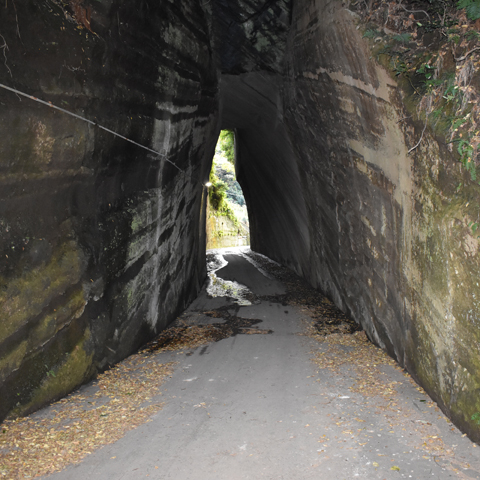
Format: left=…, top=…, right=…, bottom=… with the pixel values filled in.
left=1, top=0, right=480, bottom=441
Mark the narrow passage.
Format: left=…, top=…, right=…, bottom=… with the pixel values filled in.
left=6, top=248, right=480, bottom=479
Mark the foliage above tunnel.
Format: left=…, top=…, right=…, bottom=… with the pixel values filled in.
left=218, top=130, right=235, bottom=164
left=354, top=0, right=480, bottom=188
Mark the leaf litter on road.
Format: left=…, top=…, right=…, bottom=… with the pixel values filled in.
left=0, top=315, right=237, bottom=480
left=0, top=304, right=272, bottom=479
left=0, top=354, right=175, bottom=479
left=244, top=250, right=480, bottom=477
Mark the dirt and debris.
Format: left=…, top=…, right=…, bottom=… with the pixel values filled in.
left=0, top=288, right=279, bottom=479
left=311, top=331, right=400, bottom=400
left=244, top=250, right=361, bottom=336
left=141, top=310, right=273, bottom=355
left=242, top=250, right=480, bottom=474
left=140, top=323, right=231, bottom=353
left=0, top=356, right=174, bottom=479
left=307, top=329, right=479, bottom=475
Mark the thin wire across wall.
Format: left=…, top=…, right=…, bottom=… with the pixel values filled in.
left=0, top=82, right=183, bottom=172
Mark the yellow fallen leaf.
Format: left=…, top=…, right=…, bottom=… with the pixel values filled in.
left=391, top=466, right=400, bottom=471
left=373, top=462, right=379, bottom=467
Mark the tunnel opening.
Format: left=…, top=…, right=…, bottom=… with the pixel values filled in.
left=206, top=130, right=250, bottom=250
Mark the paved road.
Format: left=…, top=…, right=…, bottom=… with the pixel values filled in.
left=43, top=248, right=480, bottom=480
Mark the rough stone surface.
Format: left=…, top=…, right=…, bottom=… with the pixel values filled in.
left=283, top=0, right=480, bottom=442
left=210, top=0, right=292, bottom=74
left=228, top=0, right=480, bottom=441
left=220, top=72, right=311, bottom=274
left=205, top=199, right=248, bottom=250
left=0, top=0, right=217, bottom=420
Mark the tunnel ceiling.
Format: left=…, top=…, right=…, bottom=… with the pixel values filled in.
left=1, top=0, right=480, bottom=442
left=211, top=0, right=291, bottom=74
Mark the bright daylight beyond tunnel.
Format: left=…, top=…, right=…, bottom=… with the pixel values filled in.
left=206, top=130, right=250, bottom=249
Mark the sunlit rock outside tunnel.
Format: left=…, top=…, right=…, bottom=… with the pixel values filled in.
left=1, top=0, right=480, bottom=452
left=206, top=130, right=250, bottom=250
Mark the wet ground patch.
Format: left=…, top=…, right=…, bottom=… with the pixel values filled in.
left=243, top=250, right=362, bottom=336
left=141, top=307, right=273, bottom=354
left=206, top=252, right=257, bottom=306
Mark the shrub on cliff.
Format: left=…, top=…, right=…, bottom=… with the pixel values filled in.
left=218, top=130, right=235, bottom=164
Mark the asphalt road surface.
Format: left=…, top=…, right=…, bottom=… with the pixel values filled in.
left=42, top=247, right=480, bottom=480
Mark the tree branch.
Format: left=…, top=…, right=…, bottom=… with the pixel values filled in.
left=408, top=116, right=428, bottom=154
left=454, top=46, right=480, bottom=62
left=398, top=0, right=430, bottom=20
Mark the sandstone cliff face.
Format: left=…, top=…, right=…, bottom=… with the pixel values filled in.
left=1, top=0, right=480, bottom=442
left=205, top=196, right=249, bottom=249
left=0, top=0, right=217, bottom=419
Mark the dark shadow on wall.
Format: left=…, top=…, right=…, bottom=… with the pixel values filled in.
left=219, top=73, right=310, bottom=276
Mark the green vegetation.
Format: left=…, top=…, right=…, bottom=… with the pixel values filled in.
left=208, top=169, right=228, bottom=210
left=11, top=330, right=94, bottom=418
left=472, top=412, right=480, bottom=425
left=457, top=0, right=480, bottom=20
left=215, top=163, right=245, bottom=207
left=218, top=130, right=235, bottom=164
left=355, top=0, right=480, bottom=234
left=208, top=130, right=248, bottom=228
left=0, top=241, right=85, bottom=344
left=208, top=169, right=240, bottom=226
left=365, top=2, right=480, bottom=179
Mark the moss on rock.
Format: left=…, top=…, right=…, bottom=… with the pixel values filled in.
left=0, top=241, right=86, bottom=345
left=11, top=328, right=94, bottom=418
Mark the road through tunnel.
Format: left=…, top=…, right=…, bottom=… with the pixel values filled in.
left=1, top=0, right=480, bottom=441
left=220, top=73, right=310, bottom=275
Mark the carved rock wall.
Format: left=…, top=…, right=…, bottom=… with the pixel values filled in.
left=0, top=0, right=217, bottom=419
left=234, top=0, right=480, bottom=440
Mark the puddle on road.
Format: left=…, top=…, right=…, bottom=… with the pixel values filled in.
left=206, top=250, right=253, bottom=306
left=207, top=272, right=253, bottom=306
